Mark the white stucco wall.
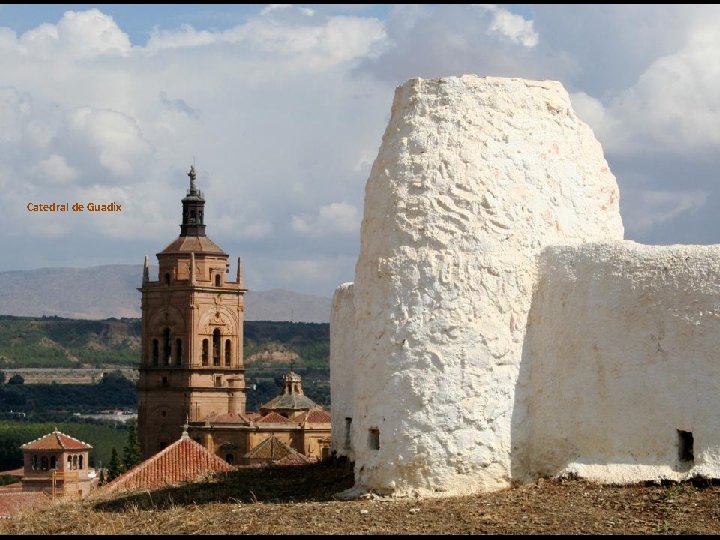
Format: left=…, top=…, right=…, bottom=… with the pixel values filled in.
left=517, top=242, right=720, bottom=483
left=333, top=75, right=624, bottom=497
left=330, top=282, right=356, bottom=460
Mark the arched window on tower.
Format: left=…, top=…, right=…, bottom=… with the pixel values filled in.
left=50, top=456, right=56, bottom=469
left=152, top=339, right=159, bottom=366
left=175, top=338, right=182, bottom=365
left=164, top=272, right=170, bottom=285
left=225, top=339, right=231, bottom=366
left=215, top=274, right=221, bottom=287
left=202, top=339, right=208, bottom=366
left=79, top=455, right=83, bottom=469
left=41, top=456, right=48, bottom=470
left=213, top=328, right=221, bottom=366
left=163, top=328, right=171, bottom=366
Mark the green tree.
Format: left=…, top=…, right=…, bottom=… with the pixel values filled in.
left=122, top=420, right=141, bottom=472
left=107, top=447, right=122, bottom=481
left=0, top=371, right=5, bottom=384
left=7, top=374, right=23, bottom=385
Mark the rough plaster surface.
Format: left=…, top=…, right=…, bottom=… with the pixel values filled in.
left=330, top=282, right=356, bottom=461
left=332, top=75, right=624, bottom=497
left=518, top=242, right=720, bottom=484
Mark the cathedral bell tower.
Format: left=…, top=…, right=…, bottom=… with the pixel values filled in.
left=137, top=166, right=248, bottom=458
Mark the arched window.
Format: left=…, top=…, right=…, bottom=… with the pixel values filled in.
left=32, top=455, right=38, bottom=470
left=225, top=339, right=231, bottom=366
left=213, top=328, right=221, bottom=366
left=202, top=339, right=208, bottom=366
left=41, top=456, right=48, bottom=470
left=175, top=338, right=182, bottom=365
left=164, top=272, right=170, bottom=285
left=50, top=456, right=56, bottom=469
left=215, top=274, right=221, bottom=287
left=67, top=455, right=72, bottom=467
left=163, top=328, right=171, bottom=366
left=79, top=455, right=83, bottom=469
left=152, top=339, right=159, bottom=366
left=72, top=455, right=78, bottom=470
left=190, top=210, right=196, bottom=223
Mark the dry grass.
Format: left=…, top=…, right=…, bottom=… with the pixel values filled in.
left=3, top=463, right=720, bottom=535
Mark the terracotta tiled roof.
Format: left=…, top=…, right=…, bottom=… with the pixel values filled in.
left=294, top=408, right=331, bottom=424
left=99, top=434, right=233, bottom=495
left=256, top=411, right=293, bottom=424
left=21, top=430, right=92, bottom=451
left=246, top=412, right=263, bottom=421
left=244, top=436, right=298, bottom=461
left=0, top=492, right=48, bottom=519
left=200, top=412, right=252, bottom=424
left=159, top=235, right=226, bottom=255
left=273, top=452, right=312, bottom=466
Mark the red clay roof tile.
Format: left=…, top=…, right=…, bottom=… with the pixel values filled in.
left=21, top=431, right=92, bottom=451
left=256, top=411, right=293, bottom=424
left=99, top=434, right=233, bottom=495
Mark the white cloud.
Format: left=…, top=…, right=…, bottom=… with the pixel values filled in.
left=291, top=202, right=360, bottom=237
left=18, top=9, right=131, bottom=59
left=356, top=4, right=551, bottom=83
left=31, top=154, right=78, bottom=185
left=478, top=4, right=538, bottom=47
left=146, top=6, right=387, bottom=70
left=61, top=107, right=154, bottom=179
left=4, top=5, right=720, bottom=297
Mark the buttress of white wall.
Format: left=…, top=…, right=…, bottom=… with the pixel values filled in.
left=519, top=241, right=720, bottom=483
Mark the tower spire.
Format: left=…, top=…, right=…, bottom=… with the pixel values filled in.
left=180, top=164, right=206, bottom=237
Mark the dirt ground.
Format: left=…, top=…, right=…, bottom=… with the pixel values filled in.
left=2, top=463, right=720, bottom=535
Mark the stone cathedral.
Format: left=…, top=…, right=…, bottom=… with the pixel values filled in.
left=137, top=166, right=247, bottom=458
left=138, top=166, right=331, bottom=464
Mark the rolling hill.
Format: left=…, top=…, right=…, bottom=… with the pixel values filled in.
left=0, top=265, right=330, bottom=322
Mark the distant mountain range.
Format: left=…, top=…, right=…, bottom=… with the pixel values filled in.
left=0, top=265, right=331, bottom=323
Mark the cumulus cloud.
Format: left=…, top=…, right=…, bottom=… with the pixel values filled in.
left=61, top=108, right=154, bottom=179
left=18, top=9, right=131, bottom=58
left=355, top=4, right=554, bottom=83
left=291, top=202, right=361, bottom=237
left=4, top=5, right=720, bottom=296
left=31, top=154, right=78, bottom=185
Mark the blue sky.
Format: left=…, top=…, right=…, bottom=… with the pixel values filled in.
left=2, top=4, right=720, bottom=297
